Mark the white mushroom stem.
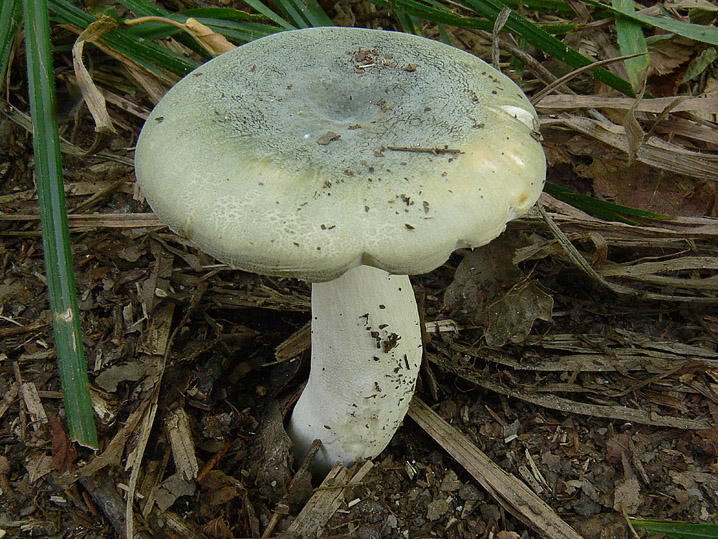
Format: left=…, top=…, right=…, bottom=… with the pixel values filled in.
left=287, top=264, right=423, bottom=473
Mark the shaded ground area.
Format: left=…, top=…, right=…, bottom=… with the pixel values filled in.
left=2, top=6, right=718, bottom=539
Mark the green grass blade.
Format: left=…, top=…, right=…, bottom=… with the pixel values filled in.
left=612, top=0, right=648, bottom=91
left=449, top=0, right=636, bottom=95
left=500, top=0, right=575, bottom=16
left=116, top=0, right=279, bottom=52
left=396, top=11, right=425, bottom=34
left=292, top=0, right=333, bottom=27
left=270, top=0, right=333, bottom=28
left=371, top=0, right=489, bottom=29
left=544, top=183, right=667, bottom=224
left=682, top=46, right=717, bottom=83
left=631, top=519, right=718, bottom=539
left=585, top=0, right=718, bottom=46
left=272, top=0, right=310, bottom=28
left=22, top=0, right=98, bottom=449
left=48, top=0, right=198, bottom=79
left=234, top=0, right=296, bottom=30
left=0, top=0, right=22, bottom=85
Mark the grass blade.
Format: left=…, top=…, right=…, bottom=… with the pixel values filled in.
left=544, top=183, right=666, bottom=224
left=630, top=519, right=718, bottom=539
left=396, top=11, right=425, bottom=34
left=22, top=0, right=98, bottom=448
left=612, top=0, right=648, bottom=91
left=272, top=0, right=333, bottom=28
left=234, top=0, right=296, bottom=30
left=49, top=0, right=198, bottom=79
left=456, top=0, right=636, bottom=95
left=585, top=0, right=718, bottom=46
left=371, top=0, right=489, bottom=29
left=0, top=0, right=22, bottom=83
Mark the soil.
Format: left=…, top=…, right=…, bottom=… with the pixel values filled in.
left=1, top=18, right=718, bottom=539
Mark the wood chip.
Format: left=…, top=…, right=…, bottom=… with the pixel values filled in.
left=0, top=383, right=19, bottom=421
left=164, top=408, right=199, bottom=480
left=287, top=461, right=373, bottom=536
left=20, top=383, right=48, bottom=431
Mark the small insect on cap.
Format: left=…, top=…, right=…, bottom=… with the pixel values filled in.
left=135, top=27, right=546, bottom=281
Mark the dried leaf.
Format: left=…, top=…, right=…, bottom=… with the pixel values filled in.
left=485, top=283, right=553, bottom=347
left=71, top=17, right=118, bottom=153
left=49, top=415, right=77, bottom=472
left=444, top=235, right=553, bottom=347
left=155, top=472, right=197, bottom=512
left=124, top=16, right=234, bottom=57
left=184, top=18, right=235, bottom=56
left=623, top=100, right=645, bottom=165
left=199, top=469, right=246, bottom=506
left=94, top=362, right=155, bottom=393
left=613, top=477, right=643, bottom=514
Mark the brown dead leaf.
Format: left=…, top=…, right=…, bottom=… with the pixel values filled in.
left=647, top=36, right=699, bottom=96
left=613, top=477, right=643, bottom=514
left=250, top=402, right=293, bottom=504
left=49, top=415, right=77, bottom=472
left=71, top=17, right=118, bottom=153
left=124, top=16, right=234, bottom=57
left=605, top=433, right=631, bottom=465
left=199, top=469, right=246, bottom=506
left=443, top=234, right=553, bottom=347
left=691, top=426, right=718, bottom=456
left=184, top=18, right=235, bottom=55
left=94, top=361, right=156, bottom=393
left=201, top=517, right=234, bottom=539
left=623, top=99, right=645, bottom=166
left=155, top=472, right=197, bottom=512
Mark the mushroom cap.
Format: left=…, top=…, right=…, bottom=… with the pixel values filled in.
left=135, top=27, right=545, bottom=281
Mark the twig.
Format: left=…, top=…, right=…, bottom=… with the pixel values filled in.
left=408, top=397, right=583, bottom=539
left=386, top=145, right=462, bottom=155
left=465, top=28, right=563, bottom=89
left=287, top=461, right=374, bottom=536
left=261, top=439, right=322, bottom=538
left=429, top=353, right=712, bottom=429
left=492, top=7, right=512, bottom=71
left=530, top=52, right=648, bottom=105
left=537, top=201, right=718, bottom=304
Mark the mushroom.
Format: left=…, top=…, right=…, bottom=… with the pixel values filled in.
left=134, top=27, right=546, bottom=473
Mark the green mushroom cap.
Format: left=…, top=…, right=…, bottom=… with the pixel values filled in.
left=135, top=27, right=546, bottom=281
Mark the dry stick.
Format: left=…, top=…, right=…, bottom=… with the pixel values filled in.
left=1, top=98, right=134, bottom=166
left=408, top=397, right=583, bottom=539
left=386, top=145, right=462, bottom=155
left=537, top=202, right=718, bottom=304
left=441, top=362, right=711, bottom=430
left=530, top=52, right=648, bottom=105
left=287, top=461, right=374, bottom=536
left=466, top=28, right=563, bottom=89
left=196, top=440, right=231, bottom=482
left=492, top=7, right=512, bottom=71
left=261, top=439, right=322, bottom=538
